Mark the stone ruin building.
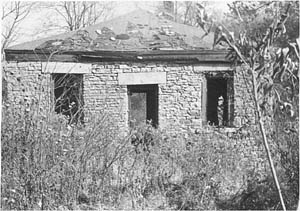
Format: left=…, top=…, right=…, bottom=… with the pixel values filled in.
left=3, top=10, right=254, bottom=134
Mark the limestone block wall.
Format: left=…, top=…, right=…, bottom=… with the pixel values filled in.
left=159, top=65, right=203, bottom=133
left=84, top=63, right=204, bottom=134
left=83, top=65, right=128, bottom=133
left=3, top=62, right=52, bottom=113
left=234, top=66, right=256, bottom=127
left=3, top=61, right=256, bottom=134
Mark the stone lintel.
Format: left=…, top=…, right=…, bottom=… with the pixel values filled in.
left=193, top=64, right=232, bottom=72
left=118, top=72, right=166, bottom=85
left=42, top=62, right=91, bottom=74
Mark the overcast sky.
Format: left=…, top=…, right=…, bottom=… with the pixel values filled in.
left=3, top=1, right=231, bottom=47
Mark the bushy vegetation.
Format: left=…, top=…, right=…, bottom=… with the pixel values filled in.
left=2, top=100, right=298, bottom=210
left=1, top=103, right=132, bottom=210
left=214, top=1, right=299, bottom=210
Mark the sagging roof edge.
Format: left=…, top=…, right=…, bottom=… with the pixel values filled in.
left=4, top=49, right=231, bottom=63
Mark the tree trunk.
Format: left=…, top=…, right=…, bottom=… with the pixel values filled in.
left=250, top=67, right=287, bottom=211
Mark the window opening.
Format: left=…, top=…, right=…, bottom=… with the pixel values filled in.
left=206, top=76, right=234, bottom=127
left=53, top=74, right=83, bottom=123
left=128, top=85, right=158, bottom=128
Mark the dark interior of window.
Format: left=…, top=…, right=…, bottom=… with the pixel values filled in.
left=53, top=74, right=83, bottom=123
left=128, top=84, right=158, bottom=128
left=206, top=78, right=229, bottom=126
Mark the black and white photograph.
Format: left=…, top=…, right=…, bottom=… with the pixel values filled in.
left=1, top=1, right=299, bottom=210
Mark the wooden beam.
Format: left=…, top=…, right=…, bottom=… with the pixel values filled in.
left=4, top=48, right=229, bottom=55
left=4, top=49, right=230, bottom=63
left=5, top=53, right=78, bottom=62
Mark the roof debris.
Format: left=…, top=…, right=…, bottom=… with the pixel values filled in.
left=10, top=10, right=221, bottom=52
left=35, top=23, right=198, bottom=52
left=116, top=34, right=130, bottom=40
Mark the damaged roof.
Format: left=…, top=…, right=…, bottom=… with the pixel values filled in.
left=7, top=9, right=217, bottom=52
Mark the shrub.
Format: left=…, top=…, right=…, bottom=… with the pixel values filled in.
left=1, top=103, right=132, bottom=210
left=2, top=103, right=297, bottom=210
left=115, top=123, right=269, bottom=210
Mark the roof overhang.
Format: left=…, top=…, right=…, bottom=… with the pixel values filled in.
left=4, top=49, right=230, bottom=63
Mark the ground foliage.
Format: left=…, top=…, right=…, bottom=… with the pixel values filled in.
left=2, top=102, right=274, bottom=210
left=1, top=104, right=132, bottom=210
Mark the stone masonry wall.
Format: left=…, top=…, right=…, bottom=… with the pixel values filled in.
left=84, top=63, right=205, bottom=134
left=3, top=61, right=256, bottom=134
left=84, top=64, right=128, bottom=134
left=234, top=66, right=256, bottom=127
left=3, top=62, right=52, bottom=114
left=159, top=65, right=203, bottom=133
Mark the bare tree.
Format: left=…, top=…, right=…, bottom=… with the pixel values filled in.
left=1, top=2, right=35, bottom=53
left=182, top=1, right=195, bottom=25
left=156, top=1, right=225, bottom=40
left=53, top=1, right=115, bottom=31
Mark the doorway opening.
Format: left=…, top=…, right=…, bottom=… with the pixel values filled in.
left=128, top=84, right=158, bottom=128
